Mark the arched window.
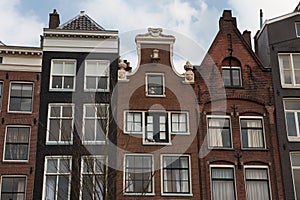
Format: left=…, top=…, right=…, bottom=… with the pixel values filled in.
left=221, top=57, right=242, bottom=87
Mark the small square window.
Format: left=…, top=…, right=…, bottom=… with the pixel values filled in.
left=1, top=176, right=26, bottom=199
left=9, top=82, right=33, bottom=112
left=207, top=116, right=232, bottom=148
left=146, top=74, right=165, bottom=96
left=222, top=67, right=242, bottom=87
left=4, top=126, right=30, bottom=161
left=50, top=59, right=76, bottom=91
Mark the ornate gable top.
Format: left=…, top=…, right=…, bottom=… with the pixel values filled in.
left=135, top=28, right=175, bottom=43
left=58, top=11, right=105, bottom=31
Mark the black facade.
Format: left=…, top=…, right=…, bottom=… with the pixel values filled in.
left=255, top=6, right=300, bottom=200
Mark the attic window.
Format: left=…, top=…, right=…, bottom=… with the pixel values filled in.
left=0, top=57, right=2, bottom=64
left=295, top=23, right=300, bottom=37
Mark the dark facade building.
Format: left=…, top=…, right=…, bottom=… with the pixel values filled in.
left=33, top=10, right=119, bottom=200
left=116, top=28, right=201, bottom=199
left=195, top=10, right=284, bottom=199
left=255, top=4, right=300, bottom=200
left=0, top=44, right=42, bottom=199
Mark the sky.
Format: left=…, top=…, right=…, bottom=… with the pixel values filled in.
left=0, top=0, right=299, bottom=72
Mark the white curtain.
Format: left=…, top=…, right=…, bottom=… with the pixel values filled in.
left=246, top=121, right=263, bottom=148
left=246, top=169, right=270, bottom=200
left=17, top=179, right=25, bottom=200
left=45, top=176, right=56, bottom=200
left=212, top=168, right=235, bottom=200
left=209, top=119, right=223, bottom=147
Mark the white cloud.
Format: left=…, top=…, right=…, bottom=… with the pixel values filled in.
left=0, top=0, right=44, bottom=46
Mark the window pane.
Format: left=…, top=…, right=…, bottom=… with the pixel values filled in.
left=52, top=76, right=62, bottom=88
left=293, top=55, right=300, bottom=69
left=285, top=100, right=300, bottom=110
left=22, top=84, right=33, bottom=97
left=232, top=69, right=241, bottom=86
left=50, top=106, right=60, bottom=117
left=147, top=75, right=163, bottom=95
left=98, top=77, right=108, bottom=90
left=57, top=176, right=69, bottom=200
left=63, top=77, right=74, bottom=89
left=49, top=119, right=60, bottom=141
left=52, top=61, right=64, bottom=74
left=61, top=119, right=72, bottom=141
left=291, top=154, right=300, bottom=166
left=47, top=159, right=58, bottom=173
left=64, top=62, right=75, bottom=74
left=211, top=168, right=235, bottom=200
left=280, top=55, right=291, bottom=69
left=284, top=70, right=292, bottom=84
left=62, top=106, right=72, bottom=117
left=246, top=168, right=270, bottom=200
left=86, top=77, right=97, bottom=89
left=286, top=112, right=297, bottom=136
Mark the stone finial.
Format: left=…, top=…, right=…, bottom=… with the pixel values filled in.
left=118, top=59, right=127, bottom=81
left=184, top=61, right=194, bottom=84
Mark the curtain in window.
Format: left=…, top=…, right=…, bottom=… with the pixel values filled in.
left=212, top=168, right=235, bottom=200
left=16, top=178, right=25, bottom=200
left=209, top=119, right=223, bottom=147
left=246, top=169, right=270, bottom=200
left=45, top=176, right=56, bottom=200
left=246, top=120, right=263, bottom=148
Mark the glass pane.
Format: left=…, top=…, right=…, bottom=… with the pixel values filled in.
left=280, top=55, right=291, bottom=69
left=291, top=154, right=300, bottom=166
left=295, top=70, right=300, bottom=84
left=10, top=84, right=22, bottom=96
left=294, top=169, right=300, bottom=199
left=22, top=84, right=33, bottom=97
left=85, top=106, right=96, bottom=117
left=286, top=112, right=297, bottom=136
left=246, top=169, right=267, bottom=179
left=98, top=77, right=108, bottom=90
left=59, top=159, right=70, bottom=173
left=62, top=106, right=72, bottom=117
left=57, top=176, right=69, bottom=200
left=148, top=75, right=162, bottom=85
left=212, top=168, right=233, bottom=179
left=50, top=106, right=60, bottom=117
left=86, top=77, right=97, bottom=89
left=63, top=77, right=74, bottom=89
left=52, top=76, right=62, bottom=89
left=64, top=61, right=75, bottom=74
left=95, top=158, right=105, bottom=173
left=9, top=98, right=20, bottom=111
left=45, top=176, right=57, bottom=199
left=20, top=98, right=32, bottom=111
left=84, top=119, right=95, bottom=141
left=96, top=119, right=106, bottom=140
left=82, top=175, right=93, bottom=199
left=61, top=119, right=72, bottom=141
left=297, top=24, right=300, bottom=36
left=49, top=119, right=60, bottom=141
left=293, top=55, right=300, bottom=69
left=47, top=159, right=58, bottom=173
left=285, top=100, right=300, bottom=110
left=97, top=105, right=107, bottom=118
left=222, top=69, right=231, bottom=86
left=1, top=177, right=13, bottom=192
left=86, top=61, right=98, bottom=75
left=52, top=61, right=64, bottom=74
left=284, top=70, right=292, bottom=84
left=232, top=69, right=241, bottom=86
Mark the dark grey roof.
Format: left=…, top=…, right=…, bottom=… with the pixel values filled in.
left=58, top=11, right=105, bottom=31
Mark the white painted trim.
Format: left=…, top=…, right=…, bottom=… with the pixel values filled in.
left=8, top=81, right=34, bottom=114
left=84, top=60, right=110, bottom=92
left=168, top=111, right=190, bottom=135
left=46, top=103, right=74, bottom=145
left=123, top=111, right=144, bottom=134
left=42, top=156, right=72, bottom=200
left=210, top=165, right=237, bottom=200
left=206, top=115, right=233, bottom=149
left=239, top=116, right=266, bottom=150
left=0, top=64, right=41, bottom=72
left=0, top=175, right=27, bottom=199
left=49, top=59, right=76, bottom=92
left=160, top=154, right=193, bottom=196
left=3, top=125, right=31, bottom=162
left=145, top=73, right=166, bottom=97
left=123, top=154, right=155, bottom=196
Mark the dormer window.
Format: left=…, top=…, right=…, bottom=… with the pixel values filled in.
left=146, top=73, right=165, bottom=97
left=296, top=22, right=300, bottom=37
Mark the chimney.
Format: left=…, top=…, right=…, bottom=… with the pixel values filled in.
left=219, top=10, right=237, bottom=29
left=49, top=9, right=60, bottom=29
left=242, top=30, right=252, bottom=48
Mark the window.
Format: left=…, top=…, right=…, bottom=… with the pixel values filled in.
left=0, top=57, right=2, bottom=64
left=9, top=82, right=33, bottom=112
left=162, top=155, right=191, bottom=195
left=0, top=82, right=3, bottom=109
left=1, top=176, right=26, bottom=200
left=83, top=104, right=108, bottom=144
left=43, top=156, right=71, bottom=200
left=240, top=117, right=265, bottom=148
left=80, top=156, right=106, bottom=200
left=291, top=153, right=300, bottom=199
left=211, top=166, right=236, bottom=200
left=171, top=112, right=188, bottom=134
left=207, top=116, right=232, bottom=148
left=222, top=67, right=241, bottom=87
left=85, top=60, right=110, bottom=91
left=278, top=54, right=300, bottom=87
left=50, top=59, right=76, bottom=91
left=284, top=100, right=300, bottom=141
left=124, top=155, right=153, bottom=195
left=245, top=167, right=270, bottom=200
left=4, top=126, right=30, bottom=161
left=47, top=104, right=74, bottom=144
left=146, top=74, right=164, bottom=96
left=124, top=112, right=142, bottom=134
left=296, top=23, right=300, bottom=37
left=145, top=112, right=169, bottom=144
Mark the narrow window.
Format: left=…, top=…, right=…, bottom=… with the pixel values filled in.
left=9, top=83, right=33, bottom=112
left=146, top=74, right=164, bottom=96
left=291, top=153, right=300, bottom=199
left=145, top=112, right=169, bottom=144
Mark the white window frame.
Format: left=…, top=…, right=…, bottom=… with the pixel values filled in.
left=80, top=155, right=107, bottom=200
left=46, top=103, right=74, bottom=145
left=244, top=165, right=272, bottom=200
left=0, top=175, right=27, bottom=200
left=145, top=73, right=165, bottom=97
left=283, top=99, right=300, bottom=141
left=239, top=116, right=266, bottom=149
left=207, top=115, right=233, bottom=149
left=42, top=156, right=72, bottom=200
left=295, top=22, right=300, bottom=37
left=222, top=66, right=242, bottom=87
left=82, top=104, right=109, bottom=145
left=123, top=154, right=155, bottom=196
left=49, top=59, right=76, bottom=91
left=169, top=111, right=190, bottom=135
left=3, top=125, right=31, bottom=162
left=160, top=154, right=193, bottom=196
left=210, top=165, right=237, bottom=200
left=0, top=81, right=3, bottom=111
left=8, top=82, right=34, bottom=113
left=123, top=111, right=144, bottom=134
left=278, top=53, right=300, bottom=88
left=290, top=152, right=300, bottom=199
left=84, top=60, right=110, bottom=92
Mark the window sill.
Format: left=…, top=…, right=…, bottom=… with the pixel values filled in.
left=2, top=160, right=29, bottom=163
left=208, top=147, right=234, bottom=150
left=49, top=89, right=75, bottom=92
left=145, top=94, right=166, bottom=98
left=46, top=141, right=73, bottom=145
left=82, top=141, right=106, bottom=145
left=241, top=147, right=268, bottom=150
left=7, top=111, right=32, bottom=114
left=161, top=193, right=193, bottom=197
left=143, top=141, right=172, bottom=145
left=224, top=86, right=243, bottom=89
left=124, top=192, right=155, bottom=196
left=84, top=89, right=110, bottom=92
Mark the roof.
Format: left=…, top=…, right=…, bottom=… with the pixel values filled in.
left=58, top=11, right=105, bottom=31
left=0, top=41, right=5, bottom=46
